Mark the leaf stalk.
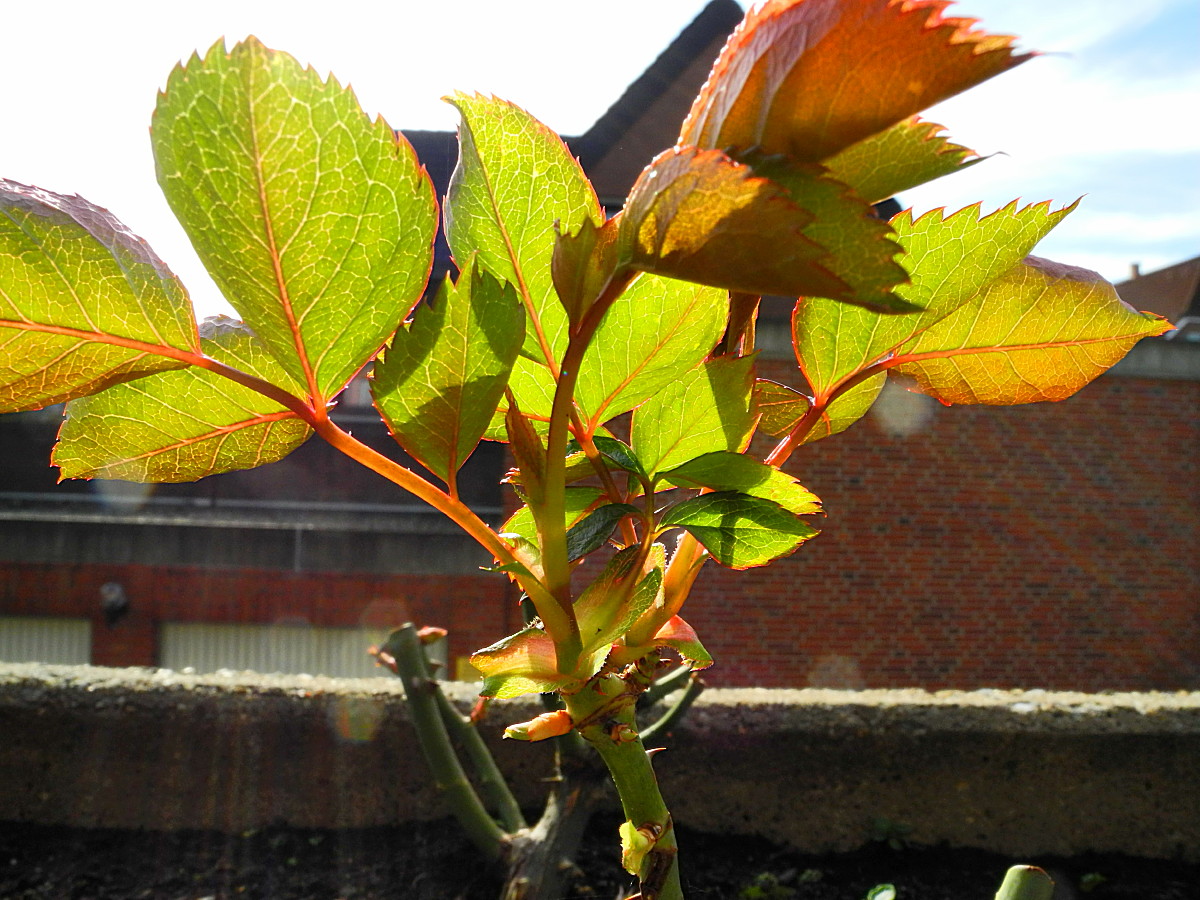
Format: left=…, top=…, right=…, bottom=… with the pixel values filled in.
left=539, top=268, right=638, bottom=673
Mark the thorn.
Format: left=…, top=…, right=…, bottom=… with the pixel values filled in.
left=646, top=747, right=667, bottom=759
left=416, top=625, right=448, bottom=644
left=367, top=646, right=398, bottom=675
left=469, top=697, right=489, bottom=723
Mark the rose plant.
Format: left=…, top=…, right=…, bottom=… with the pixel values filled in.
left=0, top=1, right=1170, bottom=897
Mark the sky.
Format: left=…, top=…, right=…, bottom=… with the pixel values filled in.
left=4, top=0, right=1197, bottom=320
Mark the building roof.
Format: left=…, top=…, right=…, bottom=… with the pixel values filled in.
left=1116, top=256, right=1200, bottom=325
left=570, top=0, right=745, bottom=206
left=398, top=2, right=744, bottom=288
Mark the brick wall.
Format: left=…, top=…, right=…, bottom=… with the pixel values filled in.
left=3, top=369, right=1196, bottom=691
left=0, top=562, right=517, bottom=670
left=682, top=364, right=1200, bottom=691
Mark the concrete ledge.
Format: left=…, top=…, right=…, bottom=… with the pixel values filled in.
left=1107, top=336, right=1200, bottom=380
left=2, top=664, right=1197, bottom=860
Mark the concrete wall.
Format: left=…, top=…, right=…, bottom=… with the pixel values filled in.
left=2, top=663, right=1196, bottom=861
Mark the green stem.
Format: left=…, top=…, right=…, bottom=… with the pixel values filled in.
left=640, top=674, right=704, bottom=747
left=639, top=663, right=693, bottom=709
left=540, top=268, right=638, bottom=672
left=384, top=626, right=507, bottom=861
left=432, top=686, right=527, bottom=834
left=565, top=682, right=683, bottom=900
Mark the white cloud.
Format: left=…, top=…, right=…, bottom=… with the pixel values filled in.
left=903, top=0, right=1200, bottom=280
left=947, top=0, right=1184, bottom=55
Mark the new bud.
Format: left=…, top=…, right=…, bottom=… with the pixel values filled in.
left=503, top=709, right=573, bottom=742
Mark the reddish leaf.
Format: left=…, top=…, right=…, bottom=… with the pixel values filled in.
left=754, top=379, right=811, bottom=437
left=680, top=0, right=1030, bottom=163
left=552, top=215, right=621, bottom=327
left=504, top=710, right=573, bottom=742
left=470, top=623, right=612, bottom=699
left=470, top=626, right=569, bottom=698
left=620, top=147, right=845, bottom=300
left=574, top=546, right=664, bottom=659
left=744, top=153, right=911, bottom=310
left=650, top=616, right=713, bottom=670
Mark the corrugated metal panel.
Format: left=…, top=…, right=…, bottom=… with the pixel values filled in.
left=0, top=617, right=91, bottom=664
left=158, top=622, right=446, bottom=679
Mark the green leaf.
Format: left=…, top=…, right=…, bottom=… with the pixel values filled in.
left=0, top=179, right=199, bottom=413
left=630, top=355, right=756, bottom=477
left=794, top=201, right=1077, bottom=400
left=890, top=256, right=1172, bottom=404
left=662, top=451, right=821, bottom=516
left=575, top=273, right=728, bottom=431
left=659, top=491, right=818, bottom=569
left=152, top=38, right=436, bottom=403
left=54, top=317, right=311, bottom=481
left=565, top=502, right=639, bottom=561
left=561, top=450, right=610, bottom=485
left=575, top=435, right=648, bottom=482
left=799, top=373, right=886, bottom=444
left=501, top=486, right=604, bottom=549
left=485, top=354, right=557, bottom=439
left=993, top=866, right=1054, bottom=900
left=445, top=93, right=602, bottom=369
left=372, top=260, right=523, bottom=482
left=574, top=545, right=664, bottom=658
left=823, top=116, right=980, bottom=205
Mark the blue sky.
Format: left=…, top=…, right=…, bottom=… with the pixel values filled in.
left=4, top=1, right=1197, bottom=318
left=903, top=0, right=1200, bottom=284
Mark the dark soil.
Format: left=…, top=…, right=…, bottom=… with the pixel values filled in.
left=1, top=818, right=1194, bottom=900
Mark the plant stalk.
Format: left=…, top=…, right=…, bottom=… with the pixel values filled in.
left=383, top=626, right=506, bottom=862
left=540, top=268, right=638, bottom=672
left=565, top=681, right=683, bottom=900
left=313, top=417, right=519, bottom=571
left=640, top=673, right=704, bottom=746
left=431, top=687, right=527, bottom=834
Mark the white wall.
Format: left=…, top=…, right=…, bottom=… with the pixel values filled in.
left=158, top=621, right=446, bottom=678
left=0, top=617, right=91, bottom=664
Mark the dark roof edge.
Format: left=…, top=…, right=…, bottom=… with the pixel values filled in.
left=571, top=0, right=743, bottom=166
